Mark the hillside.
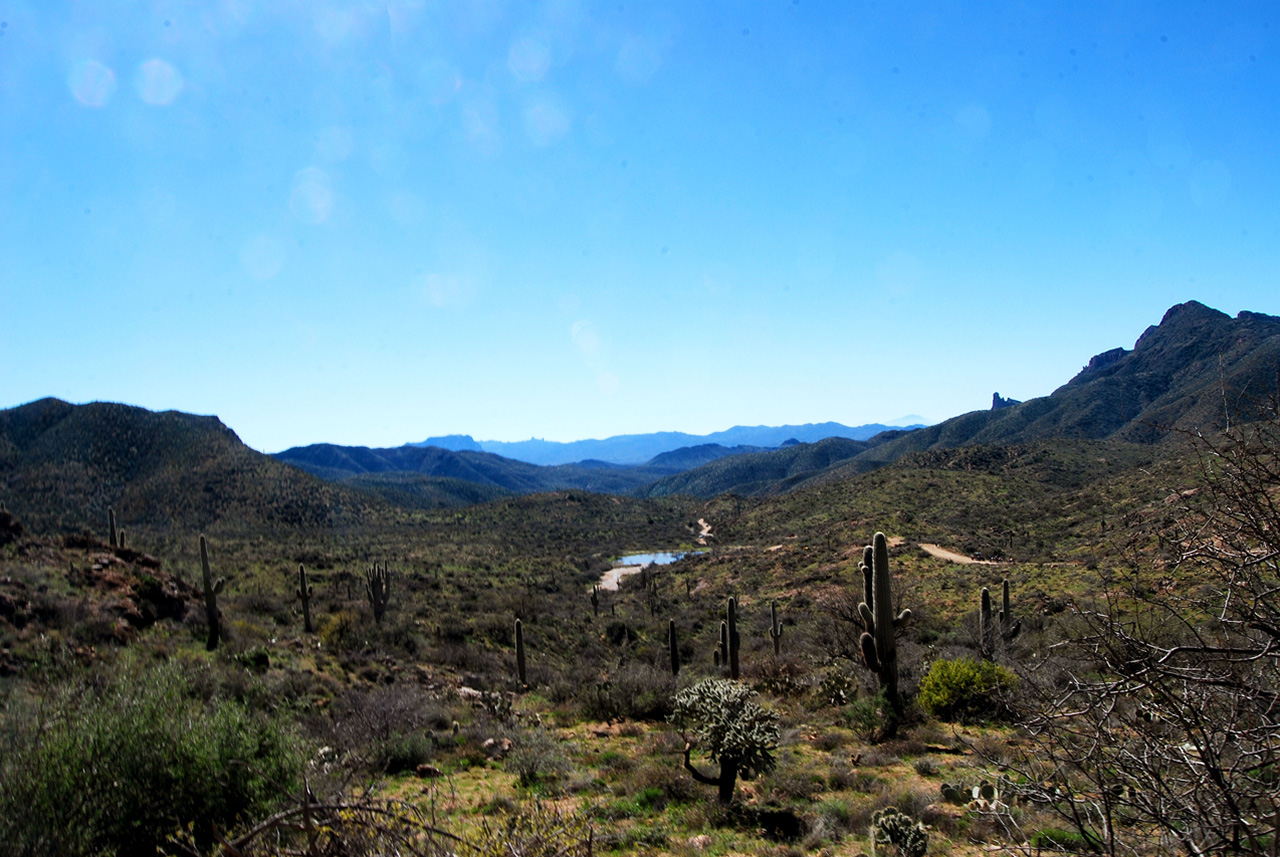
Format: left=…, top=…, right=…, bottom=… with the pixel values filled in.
left=650, top=301, right=1280, bottom=498
left=272, top=443, right=677, bottom=496
left=0, top=398, right=389, bottom=535
left=640, top=436, right=880, bottom=498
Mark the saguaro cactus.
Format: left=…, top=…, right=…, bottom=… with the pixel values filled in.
left=108, top=507, right=117, bottom=548
left=591, top=585, right=600, bottom=617
left=199, top=534, right=225, bottom=651
left=365, top=561, right=391, bottom=624
left=980, top=580, right=1020, bottom=657
left=296, top=564, right=314, bottom=633
left=769, top=600, right=783, bottom=655
left=719, top=621, right=729, bottom=670
left=858, top=532, right=911, bottom=731
left=998, top=579, right=1021, bottom=641
left=727, top=596, right=741, bottom=679
left=515, top=618, right=527, bottom=687
left=669, top=618, right=680, bottom=677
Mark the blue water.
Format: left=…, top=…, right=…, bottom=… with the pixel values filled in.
left=614, top=551, right=700, bottom=566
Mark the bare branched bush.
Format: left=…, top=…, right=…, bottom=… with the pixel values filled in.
left=1013, top=413, right=1280, bottom=856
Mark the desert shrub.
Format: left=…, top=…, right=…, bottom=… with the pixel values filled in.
left=748, top=654, right=810, bottom=697
left=628, top=754, right=701, bottom=806
left=0, top=657, right=301, bottom=854
left=472, top=801, right=594, bottom=856
left=845, top=690, right=889, bottom=742
left=578, top=663, right=675, bottom=722
left=376, top=731, right=436, bottom=775
left=506, top=726, right=572, bottom=787
left=1030, top=826, right=1104, bottom=852
left=918, top=657, right=1016, bottom=723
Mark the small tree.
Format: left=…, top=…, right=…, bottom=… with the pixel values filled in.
left=669, top=679, right=779, bottom=803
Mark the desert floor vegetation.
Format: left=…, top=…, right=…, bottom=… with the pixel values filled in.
left=1, top=417, right=1277, bottom=855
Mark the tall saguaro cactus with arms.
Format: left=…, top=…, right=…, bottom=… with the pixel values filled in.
left=857, top=532, right=911, bottom=735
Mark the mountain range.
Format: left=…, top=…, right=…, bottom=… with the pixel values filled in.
left=412, top=421, right=926, bottom=466
left=1, top=301, right=1276, bottom=530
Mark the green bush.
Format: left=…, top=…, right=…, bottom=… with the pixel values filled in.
left=1030, top=826, right=1104, bottom=852
left=918, top=657, right=1016, bottom=723
left=0, top=657, right=302, bottom=854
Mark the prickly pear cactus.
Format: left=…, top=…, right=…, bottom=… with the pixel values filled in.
left=940, top=782, right=967, bottom=805
left=870, top=806, right=928, bottom=857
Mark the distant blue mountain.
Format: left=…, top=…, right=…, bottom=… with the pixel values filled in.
left=411, top=422, right=925, bottom=466
left=419, top=434, right=484, bottom=452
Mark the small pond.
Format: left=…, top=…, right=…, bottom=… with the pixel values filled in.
left=598, top=550, right=702, bottom=591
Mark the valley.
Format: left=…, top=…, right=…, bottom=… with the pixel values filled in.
left=0, top=302, right=1276, bottom=856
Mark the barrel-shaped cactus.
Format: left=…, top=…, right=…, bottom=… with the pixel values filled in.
left=870, top=806, right=928, bottom=857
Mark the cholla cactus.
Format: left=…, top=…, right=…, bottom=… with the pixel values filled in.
left=365, top=561, right=391, bottom=624
left=870, top=806, right=929, bottom=857
left=670, top=678, right=779, bottom=804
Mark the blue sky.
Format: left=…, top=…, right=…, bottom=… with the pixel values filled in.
left=1, top=1, right=1276, bottom=452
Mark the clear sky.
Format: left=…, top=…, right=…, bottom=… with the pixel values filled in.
left=1, top=1, right=1276, bottom=453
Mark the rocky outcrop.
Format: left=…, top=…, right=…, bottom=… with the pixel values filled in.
left=991, top=393, right=1021, bottom=410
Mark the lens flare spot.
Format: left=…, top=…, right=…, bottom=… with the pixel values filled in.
left=419, top=60, right=462, bottom=105
left=135, top=59, right=184, bottom=105
left=290, top=168, right=333, bottom=224
left=68, top=59, right=117, bottom=107
left=509, top=37, right=550, bottom=83
left=314, top=9, right=355, bottom=45
left=571, top=320, right=600, bottom=356
left=616, top=37, right=661, bottom=84
left=240, top=234, right=287, bottom=280
left=315, top=125, right=354, bottom=162
left=419, top=273, right=476, bottom=309
left=523, top=95, right=571, bottom=146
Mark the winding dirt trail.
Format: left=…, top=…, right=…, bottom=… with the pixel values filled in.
left=918, top=543, right=1001, bottom=565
